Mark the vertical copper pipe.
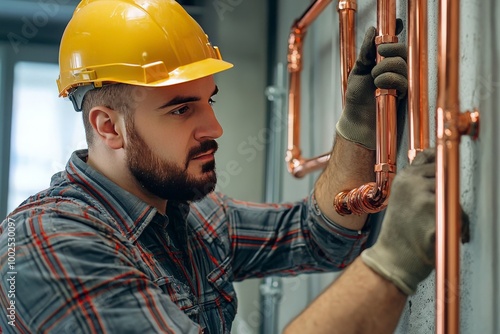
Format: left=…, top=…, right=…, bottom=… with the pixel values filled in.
left=286, top=0, right=357, bottom=178
left=407, top=0, right=429, bottom=163
left=436, top=0, right=480, bottom=332
left=436, top=0, right=461, bottom=332
left=334, top=0, right=397, bottom=215
left=374, top=0, right=398, bottom=200
left=338, top=1, right=357, bottom=106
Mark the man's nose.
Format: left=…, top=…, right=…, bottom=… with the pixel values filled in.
left=195, top=108, right=223, bottom=140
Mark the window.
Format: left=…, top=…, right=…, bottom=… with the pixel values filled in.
left=8, top=61, right=86, bottom=212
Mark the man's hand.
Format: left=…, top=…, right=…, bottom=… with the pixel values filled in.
left=362, top=148, right=436, bottom=295
left=336, top=22, right=407, bottom=150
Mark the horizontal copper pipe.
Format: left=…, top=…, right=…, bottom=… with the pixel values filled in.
left=436, top=0, right=480, bottom=332
left=334, top=0, right=397, bottom=215
left=407, top=0, right=429, bottom=163
left=286, top=0, right=357, bottom=178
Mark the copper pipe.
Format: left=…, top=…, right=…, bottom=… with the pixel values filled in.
left=334, top=0, right=398, bottom=215
left=407, top=0, right=429, bottom=163
left=436, top=0, right=480, bottom=332
left=338, top=0, right=357, bottom=106
left=436, top=0, right=461, bottom=331
left=286, top=0, right=357, bottom=178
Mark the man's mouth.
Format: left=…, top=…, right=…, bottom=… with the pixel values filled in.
left=192, top=150, right=215, bottom=160
left=186, top=140, right=218, bottom=167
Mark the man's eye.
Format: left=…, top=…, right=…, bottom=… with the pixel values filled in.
left=171, top=106, right=189, bottom=115
left=209, top=98, right=216, bottom=106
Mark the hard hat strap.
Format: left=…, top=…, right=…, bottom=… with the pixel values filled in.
left=68, top=84, right=96, bottom=112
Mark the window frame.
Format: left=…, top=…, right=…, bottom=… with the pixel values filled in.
left=0, top=42, right=59, bottom=218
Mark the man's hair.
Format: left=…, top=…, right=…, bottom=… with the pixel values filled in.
left=81, top=84, right=135, bottom=146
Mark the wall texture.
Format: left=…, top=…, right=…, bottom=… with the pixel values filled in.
left=463, top=1, right=499, bottom=333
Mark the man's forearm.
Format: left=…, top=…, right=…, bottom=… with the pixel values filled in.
left=314, top=135, right=376, bottom=230
left=283, top=257, right=407, bottom=334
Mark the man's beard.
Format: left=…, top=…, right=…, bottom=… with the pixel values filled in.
left=126, top=121, right=218, bottom=202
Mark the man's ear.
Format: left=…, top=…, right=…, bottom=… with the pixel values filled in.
left=88, top=106, right=126, bottom=150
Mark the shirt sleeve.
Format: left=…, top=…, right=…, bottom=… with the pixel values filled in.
left=0, top=209, right=201, bottom=334
left=202, top=191, right=371, bottom=281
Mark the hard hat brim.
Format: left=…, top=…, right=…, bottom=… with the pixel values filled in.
left=58, top=58, right=234, bottom=97
left=144, top=58, right=234, bottom=87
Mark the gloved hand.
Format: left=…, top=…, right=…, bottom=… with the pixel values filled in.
left=361, top=148, right=436, bottom=295
left=336, top=22, right=408, bottom=150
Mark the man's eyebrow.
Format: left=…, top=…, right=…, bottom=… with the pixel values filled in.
left=158, top=86, right=219, bottom=109
left=212, top=85, right=219, bottom=96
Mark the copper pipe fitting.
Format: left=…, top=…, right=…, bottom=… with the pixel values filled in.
left=286, top=0, right=357, bottom=178
left=334, top=0, right=398, bottom=215
left=436, top=0, right=480, bottom=332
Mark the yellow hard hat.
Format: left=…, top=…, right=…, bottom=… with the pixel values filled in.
left=57, top=0, right=233, bottom=110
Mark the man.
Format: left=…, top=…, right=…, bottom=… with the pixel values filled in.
left=0, top=0, right=434, bottom=333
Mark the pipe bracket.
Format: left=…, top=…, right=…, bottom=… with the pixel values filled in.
left=459, top=108, right=480, bottom=140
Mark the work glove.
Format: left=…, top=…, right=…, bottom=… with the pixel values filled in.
left=336, top=21, right=408, bottom=150
left=361, top=148, right=436, bottom=295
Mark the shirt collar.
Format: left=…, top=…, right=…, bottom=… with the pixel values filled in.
left=63, top=149, right=166, bottom=242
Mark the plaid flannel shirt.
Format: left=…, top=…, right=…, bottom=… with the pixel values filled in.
left=0, top=150, right=370, bottom=333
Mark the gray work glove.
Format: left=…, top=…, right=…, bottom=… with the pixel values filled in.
left=336, top=22, right=408, bottom=150
left=361, top=148, right=436, bottom=295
